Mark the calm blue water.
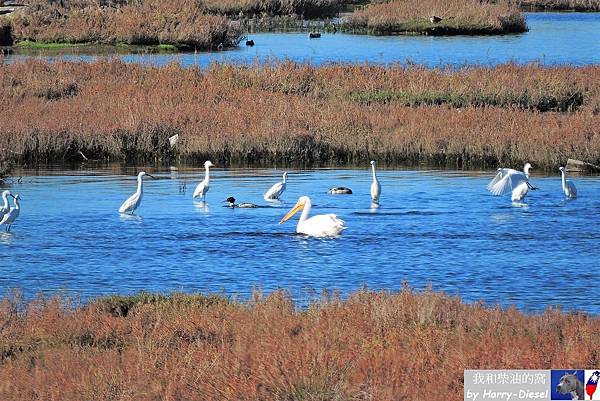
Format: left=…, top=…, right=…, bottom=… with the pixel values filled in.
left=1, top=167, right=599, bottom=313
left=5, top=12, right=600, bottom=66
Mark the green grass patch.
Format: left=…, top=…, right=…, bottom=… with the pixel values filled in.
left=93, top=291, right=232, bottom=317
left=16, top=40, right=86, bottom=49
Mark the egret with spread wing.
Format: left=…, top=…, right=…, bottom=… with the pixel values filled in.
left=264, top=172, right=287, bottom=201
left=0, top=194, right=20, bottom=232
left=193, top=161, right=214, bottom=200
left=279, top=196, right=346, bottom=237
left=487, top=163, right=536, bottom=202
left=118, top=172, right=156, bottom=215
left=0, top=190, right=12, bottom=222
left=559, top=167, right=577, bottom=199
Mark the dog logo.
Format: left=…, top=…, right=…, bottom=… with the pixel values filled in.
left=585, top=371, right=600, bottom=400
left=552, top=370, right=585, bottom=400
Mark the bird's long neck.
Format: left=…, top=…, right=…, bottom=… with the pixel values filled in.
left=282, top=174, right=287, bottom=184
left=560, top=170, right=566, bottom=190
left=13, top=198, right=20, bottom=210
left=298, top=199, right=311, bottom=225
left=137, top=176, right=144, bottom=195
left=371, top=165, right=378, bottom=181
left=1, top=195, right=8, bottom=210
left=205, top=166, right=211, bottom=183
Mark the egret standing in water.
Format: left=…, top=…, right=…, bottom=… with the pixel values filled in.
left=370, top=161, right=381, bottom=203
left=0, top=190, right=12, bottom=222
left=264, top=172, right=287, bottom=201
left=0, top=194, right=20, bottom=232
left=118, top=172, right=156, bottom=215
left=487, top=162, right=537, bottom=202
left=193, top=161, right=214, bottom=201
left=559, top=166, right=577, bottom=199
left=279, top=196, right=346, bottom=237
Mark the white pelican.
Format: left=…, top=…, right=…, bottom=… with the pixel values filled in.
left=264, top=172, right=287, bottom=201
left=193, top=161, right=214, bottom=200
left=328, top=187, right=352, bottom=194
left=487, top=162, right=537, bottom=201
left=0, top=194, right=20, bottom=232
left=559, top=166, right=577, bottom=199
left=223, top=197, right=258, bottom=208
left=370, top=161, right=381, bottom=203
left=279, top=196, right=346, bottom=237
left=0, top=190, right=12, bottom=222
left=118, top=171, right=156, bottom=215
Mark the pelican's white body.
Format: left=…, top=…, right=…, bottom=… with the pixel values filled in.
left=280, top=196, right=346, bottom=237
left=193, top=161, right=214, bottom=200
left=264, top=172, right=287, bottom=201
left=119, top=172, right=150, bottom=214
left=0, top=194, right=20, bottom=232
left=559, top=167, right=577, bottom=198
left=487, top=163, right=533, bottom=201
left=370, top=161, right=381, bottom=203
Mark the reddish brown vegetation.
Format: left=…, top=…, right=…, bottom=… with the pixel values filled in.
left=8, top=0, right=242, bottom=49
left=0, top=60, right=599, bottom=168
left=345, top=0, right=527, bottom=35
left=519, top=0, right=600, bottom=10
left=0, top=289, right=599, bottom=401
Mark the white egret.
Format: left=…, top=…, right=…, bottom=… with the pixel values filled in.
left=0, top=194, right=20, bottom=232
left=370, top=161, right=381, bottom=203
left=279, top=196, right=346, bottom=237
left=193, top=161, right=214, bottom=200
left=0, top=190, right=12, bottom=222
left=559, top=166, right=577, bottom=199
left=223, top=197, right=258, bottom=208
left=118, top=172, right=156, bottom=215
left=487, top=162, right=537, bottom=202
left=328, top=187, right=352, bottom=194
left=264, top=172, right=287, bottom=201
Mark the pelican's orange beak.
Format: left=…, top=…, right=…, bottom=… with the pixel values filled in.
left=279, top=200, right=304, bottom=224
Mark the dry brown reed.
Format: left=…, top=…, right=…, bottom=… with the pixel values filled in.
left=1, top=60, right=599, bottom=168
left=519, top=0, right=600, bottom=10
left=9, top=0, right=242, bottom=49
left=0, top=288, right=599, bottom=401
left=345, top=0, right=527, bottom=35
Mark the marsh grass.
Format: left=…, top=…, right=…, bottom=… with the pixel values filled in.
left=344, top=0, right=527, bottom=35
left=0, top=288, right=599, bottom=401
left=1, top=60, right=599, bottom=168
left=519, top=0, right=600, bottom=10
left=9, top=0, right=243, bottom=50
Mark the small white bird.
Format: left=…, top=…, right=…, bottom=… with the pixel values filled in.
left=168, top=134, right=179, bottom=147
left=0, top=190, right=12, bottom=222
left=279, top=196, right=346, bottom=237
left=559, top=166, right=577, bottom=199
left=193, top=161, right=214, bottom=200
left=264, top=172, right=287, bottom=201
left=487, top=162, right=536, bottom=202
left=370, top=161, right=381, bottom=203
left=118, top=171, right=156, bottom=215
left=0, top=193, right=20, bottom=232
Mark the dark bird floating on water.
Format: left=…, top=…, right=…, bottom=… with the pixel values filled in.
left=309, top=32, right=321, bottom=39
left=430, top=15, right=442, bottom=23
left=223, top=197, right=258, bottom=208
left=328, top=187, right=353, bottom=195
left=245, top=39, right=254, bottom=46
